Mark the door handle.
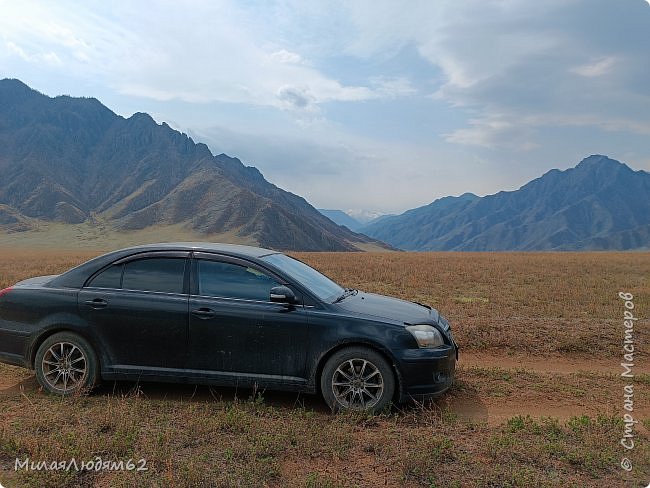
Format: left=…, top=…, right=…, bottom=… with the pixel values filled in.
left=84, top=298, right=108, bottom=309
left=191, top=308, right=216, bottom=319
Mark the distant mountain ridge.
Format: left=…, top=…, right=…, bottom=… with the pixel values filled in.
left=0, top=78, right=388, bottom=251
left=317, top=209, right=392, bottom=230
left=317, top=209, right=363, bottom=231
left=361, top=155, right=650, bottom=250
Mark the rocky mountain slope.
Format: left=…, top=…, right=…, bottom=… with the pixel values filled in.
left=0, top=79, right=387, bottom=251
left=361, top=155, right=650, bottom=250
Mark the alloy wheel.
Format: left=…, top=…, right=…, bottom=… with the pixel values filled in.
left=331, top=358, right=384, bottom=409
left=41, top=341, right=88, bottom=393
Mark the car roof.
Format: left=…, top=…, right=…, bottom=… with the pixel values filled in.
left=121, top=242, right=278, bottom=259
left=49, top=242, right=280, bottom=288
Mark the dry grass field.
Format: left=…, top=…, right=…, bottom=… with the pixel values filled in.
left=0, top=249, right=648, bottom=487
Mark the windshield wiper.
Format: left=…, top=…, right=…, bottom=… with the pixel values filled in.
left=333, top=288, right=358, bottom=303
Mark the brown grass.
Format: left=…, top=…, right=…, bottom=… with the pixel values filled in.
left=1, top=250, right=647, bottom=359
left=0, top=249, right=648, bottom=487
left=294, top=252, right=650, bottom=359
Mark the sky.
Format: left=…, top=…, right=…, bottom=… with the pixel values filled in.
left=1, top=0, right=649, bottom=215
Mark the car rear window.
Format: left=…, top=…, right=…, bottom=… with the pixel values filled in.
left=122, top=258, right=186, bottom=294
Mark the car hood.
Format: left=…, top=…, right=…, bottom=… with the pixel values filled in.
left=334, top=291, right=441, bottom=326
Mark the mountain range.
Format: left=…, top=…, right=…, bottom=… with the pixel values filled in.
left=360, top=155, right=650, bottom=250
left=317, top=209, right=391, bottom=231
left=2, top=79, right=647, bottom=252
left=317, top=209, right=365, bottom=231
left=0, top=78, right=388, bottom=251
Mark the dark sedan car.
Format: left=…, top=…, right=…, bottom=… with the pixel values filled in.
left=0, top=243, right=457, bottom=411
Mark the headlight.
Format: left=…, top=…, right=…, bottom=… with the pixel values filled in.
left=406, top=324, right=445, bottom=348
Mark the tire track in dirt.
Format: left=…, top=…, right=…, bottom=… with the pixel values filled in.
left=0, top=365, right=35, bottom=393
left=444, top=353, right=649, bottom=425
left=2, top=356, right=647, bottom=427
left=460, top=352, right=650, bottom=374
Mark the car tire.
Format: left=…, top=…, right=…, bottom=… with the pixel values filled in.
left=320, top=346, right=395, bottom=413
left=35, top=332, right=99, bottom=396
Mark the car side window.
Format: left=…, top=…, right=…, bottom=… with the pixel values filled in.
left=88, top=264, right=123, bottom=289
left=197, top=260, right=279, bottom=301
left=122, top=258, right=186, bottom=294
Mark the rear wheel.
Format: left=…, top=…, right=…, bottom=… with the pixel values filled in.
left=320, top=346, right=395, bottom=412
left=35, top=332, right=99, bottom=395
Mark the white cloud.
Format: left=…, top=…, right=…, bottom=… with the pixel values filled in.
left=1, top=0, right=649, bottom=211
left=444, top=116, right=540, bottom=151
left=5, top=41, right=29, bottom=60
left=570, top=57, right=617, bottom=77
left=4, top=40, right=62, bottom=66
left=340, top=0, right=650, bottom=150
left=370, top=76, right=416, bottom=98
left=269, top=49, right=302, bottom=64
left=0, top=0, right=413, bottom=114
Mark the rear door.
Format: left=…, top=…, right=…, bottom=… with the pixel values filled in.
left=187, top=254, right=309, bottom=382
left=78, top=252, right=189, bottom=373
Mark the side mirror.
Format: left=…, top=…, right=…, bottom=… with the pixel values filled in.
left=270, top=285, right=297, bottom=304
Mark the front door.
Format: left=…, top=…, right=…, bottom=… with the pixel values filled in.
left=187, top=256, right=309, bottom=383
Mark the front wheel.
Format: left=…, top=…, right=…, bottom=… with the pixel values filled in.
left=320, top=346, right=395, bottom=412
left=34, top=332, right=99, bottom=395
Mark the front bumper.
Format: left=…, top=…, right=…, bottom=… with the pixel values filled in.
left=395, top=343, right=457, bottom=401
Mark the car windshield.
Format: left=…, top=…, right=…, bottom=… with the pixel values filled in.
left=261, top=253, right=345, bottom=302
